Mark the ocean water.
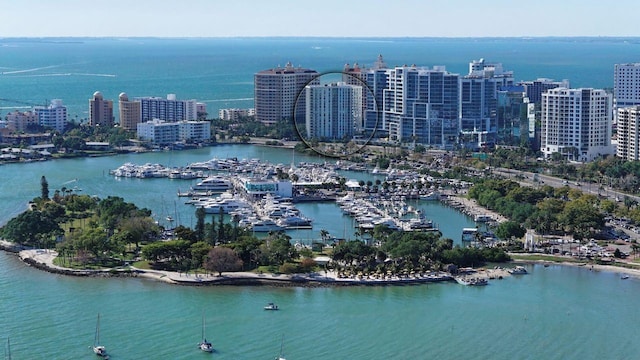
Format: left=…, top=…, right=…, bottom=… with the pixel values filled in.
left=1, top=37, right=639, bottom=120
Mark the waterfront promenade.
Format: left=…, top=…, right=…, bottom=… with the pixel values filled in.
left=5, top=241, right=531, bottom=286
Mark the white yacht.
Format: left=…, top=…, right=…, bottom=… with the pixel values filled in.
left=508, top=266, right=528, bottom=275
left=454, top=277, right=488, bottom=286
left=250, top=219, right=284, bottom=232
left=201, top=197, right=250, bottom=214
left=192, top=176, right=231, bottom=192
left=277, top=215, right=312, bottom=228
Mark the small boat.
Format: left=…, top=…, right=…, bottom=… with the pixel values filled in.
left=264, top=302, right=279, bottom=311
left=508, top=266, right=528, bottom=275
left=166, top=216, right=174, bottom=222
left=198, top=312, right=213, bottom=353
left=454, top=277, right=488, bottom=286
left=92, top=313, right=109, bottom=358
left=621, top=274, right=629, bottom=280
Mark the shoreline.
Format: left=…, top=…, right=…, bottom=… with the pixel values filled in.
left=2, top=240, right=510, bottom=287
left=512, top=255, right=640, bottom=278
left=4, top=244, right=640, bottom=287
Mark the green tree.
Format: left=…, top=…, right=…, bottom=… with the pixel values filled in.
left=262, top=231, right=297, bottom=265
left=1, top=210, right=62, bottom=247
left=495, top=221, right=526, bottom=240
left=195, top=207, right=206, bottom=242
left=41, top=175, right=49, bottom=200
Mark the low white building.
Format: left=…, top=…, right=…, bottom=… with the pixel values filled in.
left=137, top=119, right=211, bottom=145
left=218, top=108, right=255, bottom=120
left=179, top=120, right=211, bottom=142
left=235, top=177, right=293, bottom=199
left=137, top=119, right=180, bottom=145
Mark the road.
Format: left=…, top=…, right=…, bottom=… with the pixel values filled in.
left=491, top=167, right=640, bottom=204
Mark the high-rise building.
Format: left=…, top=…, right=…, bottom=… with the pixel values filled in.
left=254, top=62, right=319, bottom=125
left=496, top=86, right=527, bottom=145
left=305, top=82, right=362, bottom=141
left=518, top=78, right=570, bottom=104
left=541, top=88, right=613, bottom=162
left=89, top=91, right=114, bottom=127
left=35, top=99, right=67, bottom=133
left=459, top=59, right=514, bottom=148
left=614, top=63, right=640, bottom=113
left=380, top=65, right=459, bottom=147
left=616, top=106, right=640, bottom=160
left=118, top=92, right=142, bottom=131
left=6, top=110, right=39, bottom=133
left=136, top=94, right=198, bottom=122
left=343, top=55, right=389, bottom=132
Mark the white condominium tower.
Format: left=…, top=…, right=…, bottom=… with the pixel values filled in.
left=616, top=106, right=640, bottom=160
left=614, top=63, right=640, bottom=113
left=35, top=99, right=67, bottom=133
left=305, top=82, right=362, bottom=141
left=254, top=62, right=319, bottom=125
left=541, top=88, right=613, bottom=162
left=383, top=65, right=459, bottom=146
left=135, top=94, right=198, bottom=122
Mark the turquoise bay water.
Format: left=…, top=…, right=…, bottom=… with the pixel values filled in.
left=0, top=146, right=639, bottom=359
left=1, top=37, right=639, bottom=118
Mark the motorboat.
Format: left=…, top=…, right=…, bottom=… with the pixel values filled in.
left=202, top=198, right=250, bottom=214
left=420, top=191, right=441, bottom=201
left=192, top=176, right=231, bottom=192
left=250, top=219, right=284, bottom=232
left=474, top=214, right=493, bottom=222
left=508, top=266, right=528, bottom=275
left=621, top=274, right=630, bottom=280
left=454, top=277, right=488, bottom=286
left=277, top=215, right=312, bottom=228
left=264, top=302, right=279, bottom=311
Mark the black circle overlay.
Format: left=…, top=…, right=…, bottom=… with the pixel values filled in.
left=292, top=71, right=381, bottom=158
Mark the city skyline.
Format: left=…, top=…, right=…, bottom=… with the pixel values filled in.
left=1, top=0, right=639, bottom=38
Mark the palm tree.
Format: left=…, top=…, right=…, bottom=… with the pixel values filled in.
left=320, top=229, right=330, bottom=246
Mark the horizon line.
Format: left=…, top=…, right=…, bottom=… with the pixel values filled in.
left=2, top=35, right=640, bottom=40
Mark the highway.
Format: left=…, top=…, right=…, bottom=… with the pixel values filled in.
left=491, top=167, right=640, bottom=204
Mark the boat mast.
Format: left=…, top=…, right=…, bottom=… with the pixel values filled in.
left=5, top=337, right=11, bottom=360
left=279, top=334, right=285, bottom=358
left=201, top=312, right=206, bottom=341
left=94, top=313, right=100, bottom=346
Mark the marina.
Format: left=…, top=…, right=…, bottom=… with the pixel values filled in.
left=1, top=145, right=640, bottom=360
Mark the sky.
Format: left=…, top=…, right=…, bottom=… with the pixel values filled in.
left=1, top=0, right=639, bottom=38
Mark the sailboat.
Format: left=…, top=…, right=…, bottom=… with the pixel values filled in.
left=198, top=312, right=213, bottom=353
left=275, top=334, right=286, bottom=360
left=92, top=314, right=109, bottom=358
